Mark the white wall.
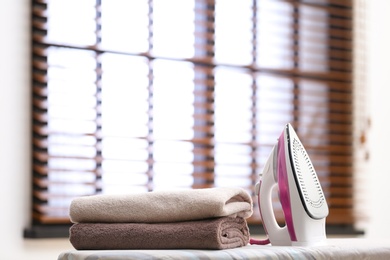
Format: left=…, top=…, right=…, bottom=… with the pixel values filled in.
left=366, top=0, right=390, bottom=240
left=0, top=0, right=31, bottom=257
left=0, top=0, right=72, bottom=259
left=0, top=0, right=389, bottom=259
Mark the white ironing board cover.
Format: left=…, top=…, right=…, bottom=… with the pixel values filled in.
left=58, top=238, right=390, bottom=260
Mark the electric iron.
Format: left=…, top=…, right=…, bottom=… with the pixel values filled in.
left=251, top=123, right=329, bottom=246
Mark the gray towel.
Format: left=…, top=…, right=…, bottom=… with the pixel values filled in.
left=70, top=187, right=253, bottom=223
left=69, top=217, right=250, bottom=250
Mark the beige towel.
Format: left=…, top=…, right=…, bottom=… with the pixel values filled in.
left=69, top=217, right=250, bottom=250
left=70, top=187, right=252, bottom=223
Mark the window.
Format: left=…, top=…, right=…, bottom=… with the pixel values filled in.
left=28, top=0, right=364, bottom=237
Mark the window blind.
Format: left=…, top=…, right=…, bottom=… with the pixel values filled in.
left=30, top=0, right=363, bottom=233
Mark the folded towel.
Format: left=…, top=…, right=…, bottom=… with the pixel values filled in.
left=70, top=187, right=253, bottom=223
left=69, top=216, right=250, bottom=250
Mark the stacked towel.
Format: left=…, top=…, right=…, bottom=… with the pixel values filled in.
left=69, top=187, right=253, bottom=250
left=70, top=217, right=249, bottom=250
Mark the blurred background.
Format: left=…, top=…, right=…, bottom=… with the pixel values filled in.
left=0, top=0, right=389, bottom=259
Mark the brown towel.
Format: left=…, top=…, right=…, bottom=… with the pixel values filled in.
left=69, top=217, right=250, bottom=250
left=70, top=187, right=253, bottom=223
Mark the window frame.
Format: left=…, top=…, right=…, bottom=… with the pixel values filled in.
left=25, top=0, right=365, bottom=238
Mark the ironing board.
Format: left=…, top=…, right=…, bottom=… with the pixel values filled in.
left=58, top=238, right=390, bottom=260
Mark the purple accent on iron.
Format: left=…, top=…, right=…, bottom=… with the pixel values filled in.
left=278, top=131, right=297, bottom=242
